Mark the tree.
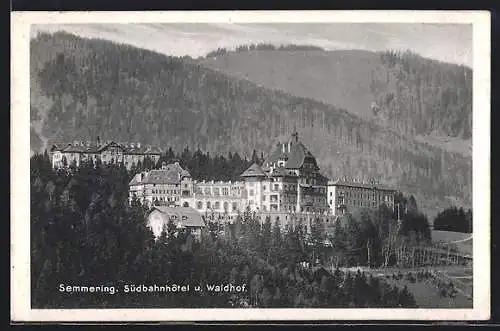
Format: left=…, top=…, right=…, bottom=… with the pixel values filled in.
left=434, top=206, right=472, bottom=233
left=270, top=219, right=282, bottom=265
left=261, top=216, right=272, bottom=262
left=310, top=217, right=326, bottom=265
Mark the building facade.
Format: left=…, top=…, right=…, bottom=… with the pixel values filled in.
left=327, top=179, right=396, bottom=216
left=50, top=138, right=162, bottom=170
left=241, top=131, right=329, bottom=214
left=129, top=162, right=193, bottom=206
left=146, top=206, right=205, bottom=241
left=193, top=180, right=247, bottom=218
left=128, top=131, right=395, bottom=231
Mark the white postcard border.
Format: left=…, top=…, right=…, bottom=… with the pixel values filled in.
left=11, top=10, right=491, bottom=322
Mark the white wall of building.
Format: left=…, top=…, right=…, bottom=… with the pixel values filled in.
left=327, top=184, right=337, bottom=215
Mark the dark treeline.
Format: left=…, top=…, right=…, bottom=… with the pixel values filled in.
left=433, top=206, right=472, bottom=233
left=30, top=32, right=471, bottom=216
left=205, top=43, right=325, bottom=58
left=320, top=193, right=432, bottom=269
left=150, top=146, right=262, bottom=181
left=31, top=152, right=417, bottom=308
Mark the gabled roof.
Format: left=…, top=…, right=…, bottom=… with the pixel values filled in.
left=328, top=179, right=395, bottom=191
left=129, top=173, right=142, bottom=186
left=124, top=145, right=163, bottom=155
left=269, top=167, right=298, bottom=177
left=265, top=140, right=318, bottom=170
left=130, top=163, right=191, bottom=185
left=240, top=163, right=266, bottom=177
left=50, top=140, right=162, bottom=155
left=149, top=206, right=205, bottom=228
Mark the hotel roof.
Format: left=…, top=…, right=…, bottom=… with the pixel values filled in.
left=240, top=163, right=267, bottom=177
left=328, top=179, right=395, bottom=191
left=265, top=140, right=318, bottom=170
left=129, top=162, right=191, bottom=186
left=149, top=206, right=205, bottom=228
left=50, top=141, right=162, bottom=154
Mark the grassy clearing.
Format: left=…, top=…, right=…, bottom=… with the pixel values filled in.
left=367, top=267, right=472, bottom=308
left=432, top=230, right=472, bottom=256
left=385, top=277, right=472, bottom=308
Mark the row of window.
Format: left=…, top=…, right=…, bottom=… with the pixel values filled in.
left=333, top=190, right=394, bottom=201
left=151, top=189, right=179, bottom=195
left=196, top=200, right=239, bottom=212
left=333, top=198, right=391, bottom=208
left=196, top=187, right=241, bottom=196
left=152, top=196, right=179, bottom=202
left=154, top=183, right=180, bottom=188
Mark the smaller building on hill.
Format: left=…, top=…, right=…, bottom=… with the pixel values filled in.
left=146, top=205, right=205, bottom=241
left=50, top=138, right=162, bottom=170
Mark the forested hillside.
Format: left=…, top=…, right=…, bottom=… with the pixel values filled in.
left=30, top=32, right=472, bottom=217
left=31, top=153, right=419, bottom=308
left=200, top=46, right=472, bottom=153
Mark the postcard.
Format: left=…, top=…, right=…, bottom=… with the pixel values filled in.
left=11, top=10, right=490, bottom=322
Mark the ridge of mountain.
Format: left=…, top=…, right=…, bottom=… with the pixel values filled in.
left=29, top=31, right=472, bottom=218
left=198, top=48, right=472, bottom=157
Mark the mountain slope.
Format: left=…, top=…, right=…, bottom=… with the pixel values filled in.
left=30, top=32, right=472, bottom=218
left=199, top=48, right=472, bottom=155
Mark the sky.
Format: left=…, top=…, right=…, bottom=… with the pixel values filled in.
left=32, top=23, right=473, bottom=67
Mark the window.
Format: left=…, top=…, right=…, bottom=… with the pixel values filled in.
left=223, top=201, right=229, bottom=212
left=222, top=187, right=229, bottom=196
left=215, top=201, right=220, bottom=210
left=329, top=200, right=332, bottom=205
left=263, top=185, right=267, bottom=191
left=249, top=189, right=254, bottom=196
left=207, top=201, right=211, bottom=209
left=262, top=195, right=266, bottom=201
left=232, top=202, right=238, bottom=212
left=197, top=201, right=202, bottom=209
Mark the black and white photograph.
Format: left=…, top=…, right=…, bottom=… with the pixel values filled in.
left=11, top=11, right=490, bottom=321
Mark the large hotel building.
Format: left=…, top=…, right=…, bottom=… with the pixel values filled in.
left=128, top=132, right=396, bottom=226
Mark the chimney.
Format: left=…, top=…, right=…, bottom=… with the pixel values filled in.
left=86, top=141, right=91, bottom=147
left=73, top=140, right=79, bottom=146
left=282, top=143, right=285, bottom=153
left=137, top=142, right=141, bottom=148
left=97, top=136, right=101, bottom=146
left=130, top=143, right=135, bottom=148
left=161, top=161, right=167, bottom=170
left=288, top=141, right=291, bottom=153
